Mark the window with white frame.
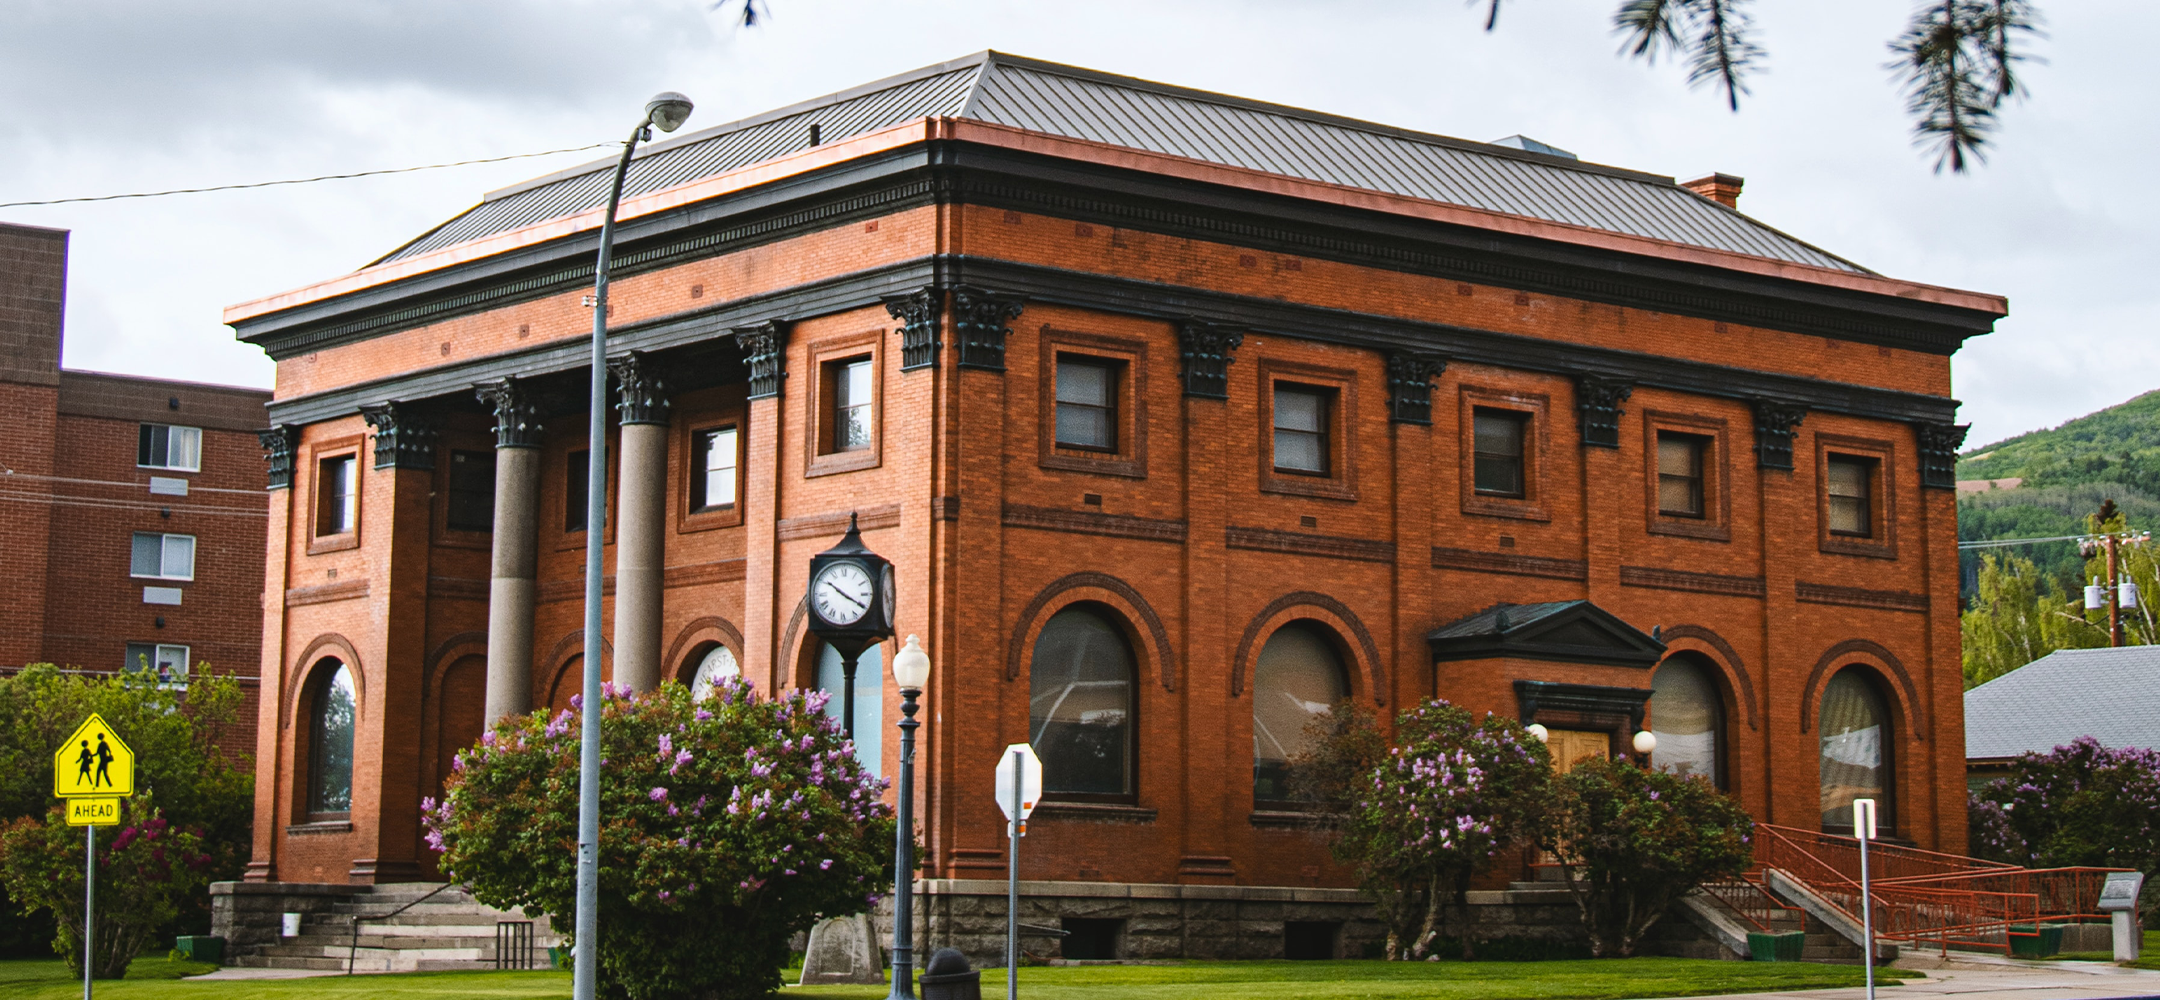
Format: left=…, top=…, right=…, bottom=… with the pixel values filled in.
left=138, top=424, right=202, bottom=472
left=123, top=643, right=190, bottom=684
left=317, top=455, right=358, bottom=536
left=692, top=427, right=739, bottom=510
left=130, top=532, right=196, bottom=580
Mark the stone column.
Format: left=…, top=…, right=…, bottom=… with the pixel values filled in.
left=477, top=379, right=543, bottom=722
left=608, top=352, right=671, bottom=693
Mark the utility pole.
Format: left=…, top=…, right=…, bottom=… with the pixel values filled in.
left=2107, top=530, right=2123, bottom=648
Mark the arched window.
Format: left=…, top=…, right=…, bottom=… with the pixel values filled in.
left=1029, top=606, right=1135, bottom=797
left=1650, top=656, right=1724, bottom=788
left=1252, top=624, right=1347, bottom=804
left=308, top=661, right=356, bottom=817
left=689, top=644, right=740, bottom=700
left=1819, top=668, right=1893, bottom=833
left=816, top=643, right=882, bottom=777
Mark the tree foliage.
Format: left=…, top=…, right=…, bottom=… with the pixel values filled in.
left=0, top=796, right=216, bottom=978
left=1478, top=0, right=2043, bottom=172
left=1969, top=738, right=2160, bottom=916
left=429, top=678, right=896, bottom=1000
left=1331, top=700, right=1550, bottom=961
left=1541, top=757, right=1754, bottom=957
left=0, top=664, right=252, bottom=971
left=1960, top=552, right=2105, bottom=687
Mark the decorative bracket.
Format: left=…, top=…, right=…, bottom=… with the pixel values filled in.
left=1915, top=421, right=1969, bottom=490
left=1751, top=399, right=1808, bottom=470
left=1385, top=351, right=1448, bottom=424
left=360, top=402, right=439, bottom=471
left=474, top=377, right=544, bottom=448
left=257, top=425, right=299, bottom=490
left=1175, top=320, right=1244, bottom=400
left=1574, top=374, right=1633, bottom=448
left=736, top=320, right=790, bottom=400
left=884, top=287, right=942, bottom=371
left=607, top=351, right=671, bottom=426
left=951, top=285, right=1025, bottom=371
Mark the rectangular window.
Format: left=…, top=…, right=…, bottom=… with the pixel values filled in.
left=692, top=427, right=739, bottom=511
left=129, top=532, right=195, bottom=580
left=1472, top=409, right=1528, bottom=497
left=137, top=424, right=202, bottom=472
left=445, top=450, right=496, bottom=532
left=567, top=450, right=591, bottom=533
left=123, top=643, right=189, bottom=683
left=316, top=455, right=357, bottom=536
left=1054, top=357, right=1119, bottom=451
left=1827, top=455, right=1874, bottom=536
left=831, top=358, right=874, bottom=453
left=1272, top=384, right=1331, bottom=475
left=1656, top=432, right=1706, bottom=518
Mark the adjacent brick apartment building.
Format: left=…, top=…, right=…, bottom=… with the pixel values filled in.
left=0, top=221, right=271, bottom=744
left=223, top=53, right=2003, bottom=952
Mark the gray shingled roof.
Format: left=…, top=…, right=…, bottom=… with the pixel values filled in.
left=1428, top=601, right=1584, bottom=640
left=375, top=51, right=1863, bottom=273
left=1965, top=646, right=2160, bottom=759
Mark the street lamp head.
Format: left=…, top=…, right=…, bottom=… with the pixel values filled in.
left=1525, top=723, right=1548, bottom=743
left=1632, top=730, right=1658, bottom=755
left=892, top=634, right=931, bottom=690
left=644, top=92, right=695, bottom=133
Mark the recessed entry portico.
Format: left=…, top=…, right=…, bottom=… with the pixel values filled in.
left=1428, top=601, right=1665, bottom=770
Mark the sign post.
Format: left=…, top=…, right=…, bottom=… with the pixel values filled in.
left=993, top=745, right=1041, bottom=1000
left=52, top=715, right=135, bottom=999
left=1852, top=799, right=1877, bottom=1000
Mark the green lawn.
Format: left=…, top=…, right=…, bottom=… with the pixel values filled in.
left=2056, top=929, right=2160, bottom=970
left=0, top=956, right=1911, bottom=1000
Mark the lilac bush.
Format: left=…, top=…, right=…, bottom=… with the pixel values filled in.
left=1541, top=757, right=1753, bottom=957
left=427, top=677, right=897, bottom=1000
left=1333, top=700, right=1550, bottom=960
left=1970, top=737, right=2160, bottom=921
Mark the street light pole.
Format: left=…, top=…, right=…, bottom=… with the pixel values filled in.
left=573, top=91, right=693, bottom=1000
left=888, top=636, right=930, bottom=1000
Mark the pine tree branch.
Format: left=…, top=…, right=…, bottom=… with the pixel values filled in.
left=1614, top=0, right=1690, bottom=60
left=1889, top=0, right=2039, bottom=173
left=1475, top=0, right=1507, bottom=31
left=1686, top=0, right=1762, bottom=111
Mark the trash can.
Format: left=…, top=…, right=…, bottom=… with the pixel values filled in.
left=918, top=947, right=982, bottom=1000
left=1747, top=931, right=1805, bottom=962
left=172, top=936, right=224, bottom=964
left=2009, top=924, right=2064, bottom=958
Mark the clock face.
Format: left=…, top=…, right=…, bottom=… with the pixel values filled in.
left=812, top=562, right=874, bottom=627
left=880, top=564, right=896, bottom=629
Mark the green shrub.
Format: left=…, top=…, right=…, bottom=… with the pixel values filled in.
left=0, top=794, right=216, bottom=978
left=1542, top=757, right=1753, bottom=957
left=428, top=678, right=897, bottom=1000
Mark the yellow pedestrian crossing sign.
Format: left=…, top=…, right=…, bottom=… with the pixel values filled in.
left=53, top=715, right=134, bottom=798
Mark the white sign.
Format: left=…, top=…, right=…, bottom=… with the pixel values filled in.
left=1852, top=798, right=1878, bottom=841
left=994, top=744, right=1042, bottom=823
left=2097, top=871, right=2145, bottom=912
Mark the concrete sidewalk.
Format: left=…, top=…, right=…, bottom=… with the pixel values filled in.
left=1663, top=960, right=2160, bottom=1000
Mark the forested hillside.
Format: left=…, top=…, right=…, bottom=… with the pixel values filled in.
left=1958, top=390, right=2160, bottom=596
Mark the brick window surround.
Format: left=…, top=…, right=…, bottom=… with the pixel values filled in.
left=1457, top=386, right=1549, bottom=522
left=1038, top=329, right=1148, bottom=480
left=1815, top=434, right=1898, bottom=560
left=307, top=436, right=363, bottom=555
left=433, top=439, right=496, bottom=549
left=1258, top=358, right=1357, bottom=502
left=1642, top=410, right=1732, bottom=542
left=804, top=330, right=883, bottom=478
left=678, top=402, right=748, bottom=532
left=552, top=434, right=621, bottom=552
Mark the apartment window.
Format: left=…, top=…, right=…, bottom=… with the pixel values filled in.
left=1472, top=409, right=1528, bottom=497
left=130, top=532, right=195, bottom=581
left=316, top=455, right=357, bottom=536
left=831, top=358, right=874, bottom=453
left=1272, top=384, right=1331, bottom=475
left=1055, top=357, right=1119, bottom=451
left=1657, top=432, right=1707, bottom=518
left=137, top=424, right=202, bottom=472
left=123, top=643, right=190, bottom=684
left=1827, top=455, right=1874, bottom=536
left=692, top=427, right=739, bottom=511
left=445, top=450, right=495, bottom=533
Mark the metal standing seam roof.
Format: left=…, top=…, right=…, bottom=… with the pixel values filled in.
left=374, top=51, right=1864, bottom=274
left=1964, top=646, right=2160, bottom=759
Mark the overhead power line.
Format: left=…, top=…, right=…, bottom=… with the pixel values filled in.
left=0, top=143, right=617, bottom=209
left=1958, top=534, right=2090, bottom=551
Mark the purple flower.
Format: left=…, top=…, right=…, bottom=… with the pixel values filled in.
left=650, top=787, right=669, bottom=802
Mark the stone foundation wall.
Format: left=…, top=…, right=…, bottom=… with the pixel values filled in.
left=209, top=881, right=367, bottom=956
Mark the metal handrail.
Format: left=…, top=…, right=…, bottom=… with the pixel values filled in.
left=347, top=883, right=458, bottom=975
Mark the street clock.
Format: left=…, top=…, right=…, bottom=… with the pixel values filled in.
left=805, top=513, right=896, bottom=737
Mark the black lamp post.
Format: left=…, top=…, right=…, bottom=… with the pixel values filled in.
left=887, top=635, right=930, bottom=999
left=574, top=89, right=693, bottom=1000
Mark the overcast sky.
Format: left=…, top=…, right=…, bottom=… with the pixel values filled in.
left=3, top=0, right=2151, bottom=447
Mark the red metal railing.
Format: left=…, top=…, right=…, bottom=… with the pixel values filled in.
left=1700, top=876, right=1807, bottom=933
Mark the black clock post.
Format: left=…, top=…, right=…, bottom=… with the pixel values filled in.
left=805, top=513, right=897, bottom=738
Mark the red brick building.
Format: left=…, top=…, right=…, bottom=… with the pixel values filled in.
left=223, top=54, right=2001, bottom=951
left=0, top=221, right=270, bottom=744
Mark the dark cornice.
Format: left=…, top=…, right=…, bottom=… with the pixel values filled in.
left=263, top=254, right=1963, bottom=428
left=232, top=136, right=2000, bottom=368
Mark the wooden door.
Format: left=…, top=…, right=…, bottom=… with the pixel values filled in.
left=1547, top=729, right=1610, bottom=774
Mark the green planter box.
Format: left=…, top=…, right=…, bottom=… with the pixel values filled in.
left=549, top=945, right=571, bottom=970
left=2009, top=924, right=2064, bottom=958
left=172, top=936, right=224, bottom=964
left=1747, top=931, right=1805, bottom=962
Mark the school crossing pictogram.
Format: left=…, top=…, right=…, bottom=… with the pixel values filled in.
left=52, top=715, right=134, bottom=799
